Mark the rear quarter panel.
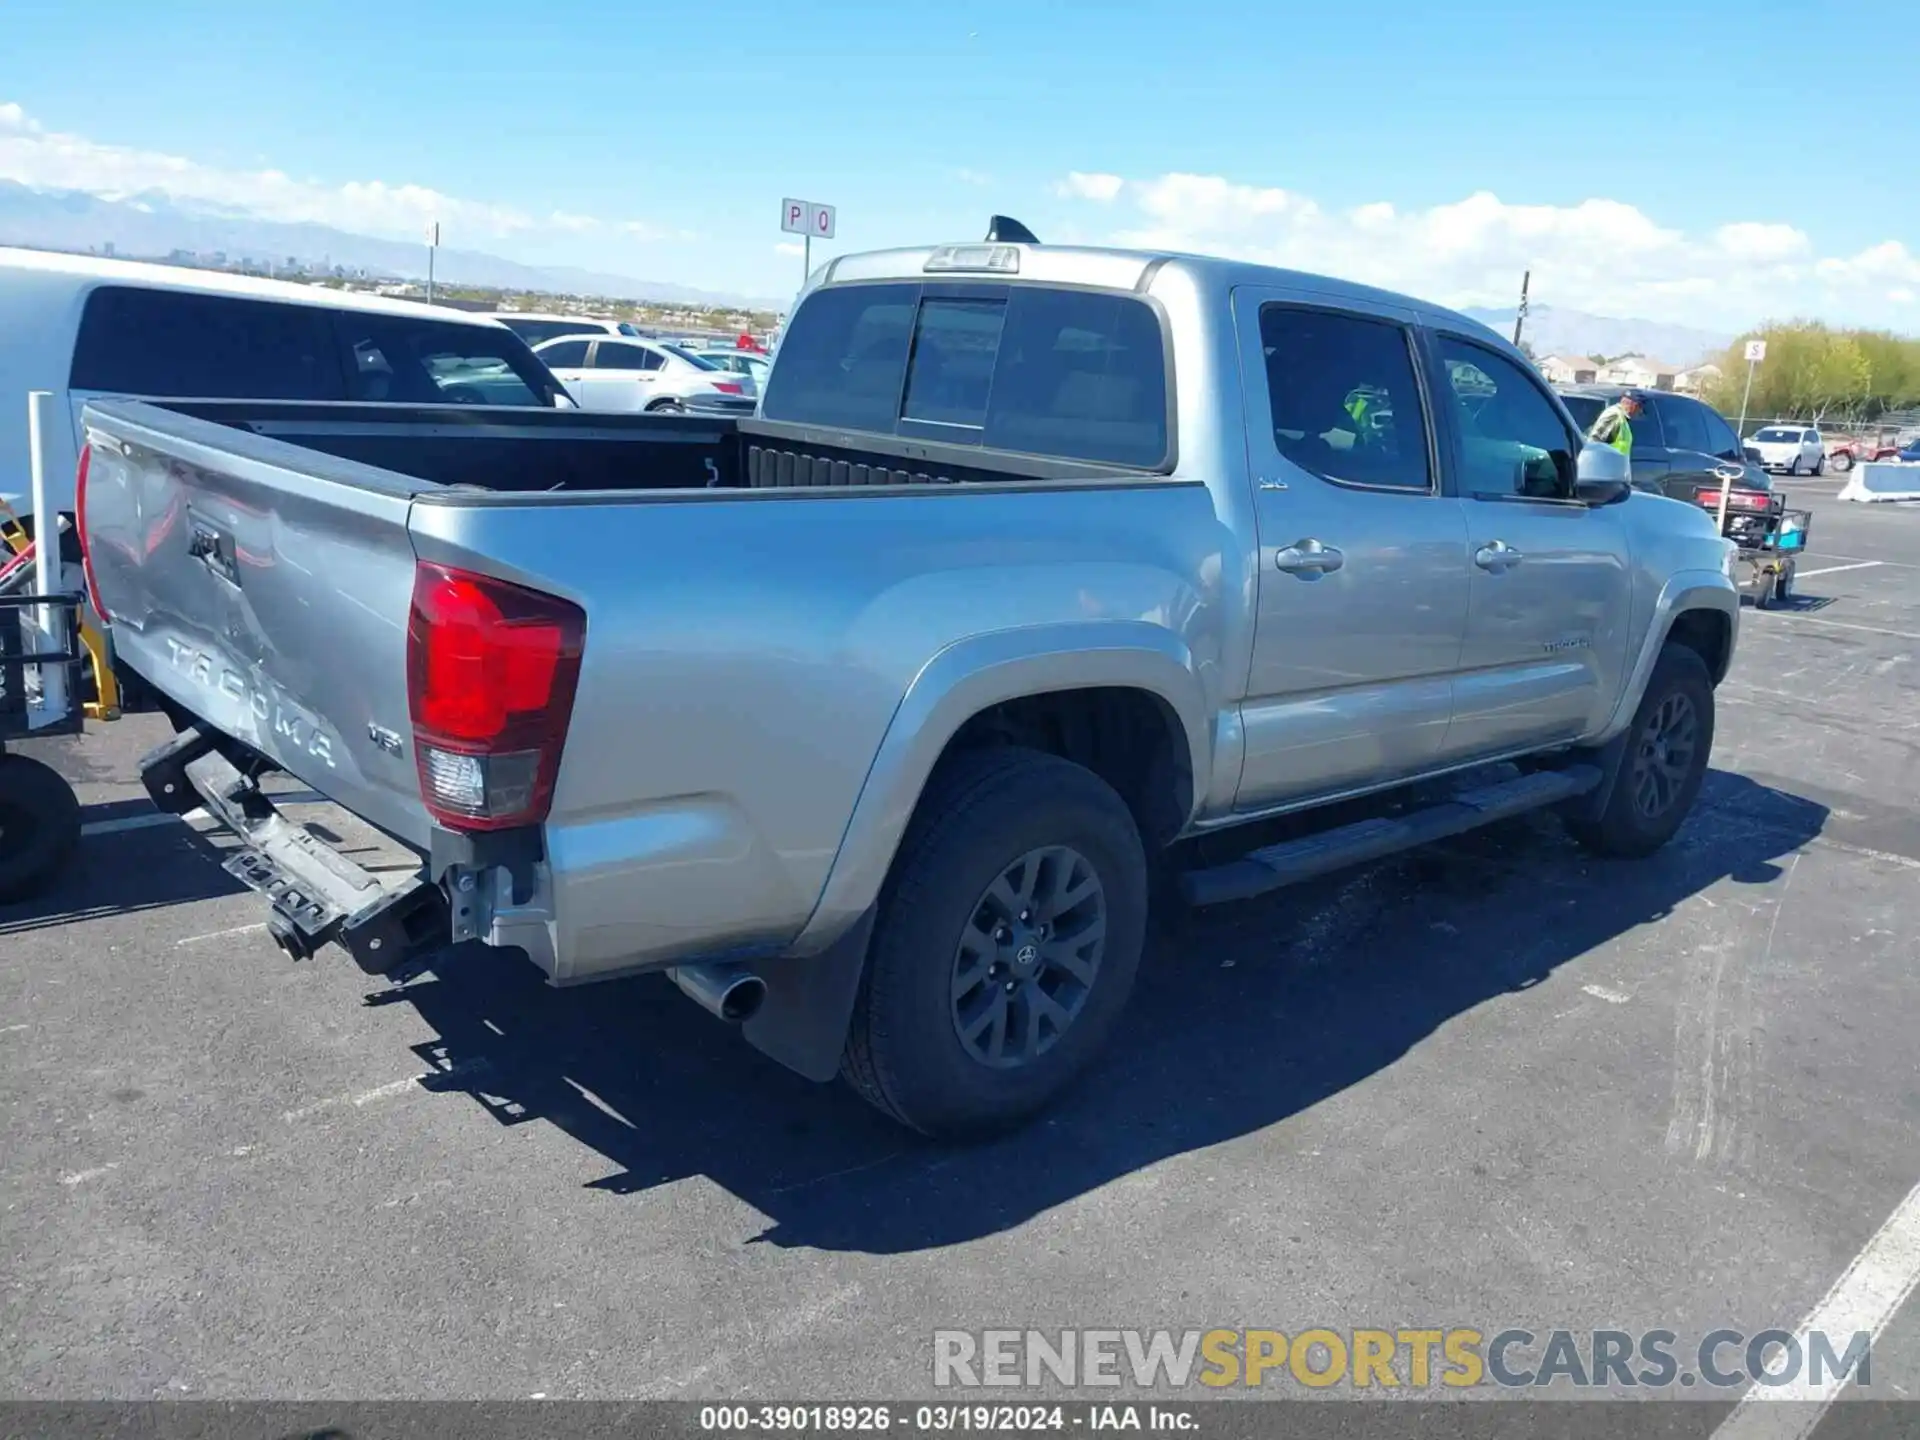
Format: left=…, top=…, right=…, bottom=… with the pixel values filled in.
left=408, top=481, right=1233, bottom=979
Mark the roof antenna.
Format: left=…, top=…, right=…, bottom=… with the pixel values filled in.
left=985, top=215, right=1040, bottom=244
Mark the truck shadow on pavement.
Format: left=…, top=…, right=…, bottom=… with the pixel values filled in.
left=383, top=768, right=1826, bottom=1255
left=0, top=808, right=246, bottom=938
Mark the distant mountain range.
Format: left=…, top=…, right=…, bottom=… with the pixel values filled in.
left=0, top=181, right=783, bottom=310
left=1464, top=303, right=1730, bottom=368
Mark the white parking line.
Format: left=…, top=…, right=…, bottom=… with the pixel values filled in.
left=78, top=811, right=184, bottom=837
left=175, top=922, right=268, bottom=947
left=1794, top=561, right=1885, bottom=580
left=1712, top=1179, right=1920, bottom=1438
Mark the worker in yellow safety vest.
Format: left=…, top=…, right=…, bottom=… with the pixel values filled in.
left=1345, top=388, right=1378, bottom=443
left=1588, top=391, right=1643, bottom=456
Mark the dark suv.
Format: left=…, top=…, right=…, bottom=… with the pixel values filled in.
left=1558, top=386, right=1770, bottom=501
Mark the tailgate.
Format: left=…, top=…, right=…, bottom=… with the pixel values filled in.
left=79, top=401, right=436, bottom=849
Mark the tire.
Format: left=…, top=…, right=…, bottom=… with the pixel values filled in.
left=1564, top=645, right=1714, bottom=860
left=0, top=753, right=82, bottom=903
left=1813, top=455, right=1826, bottom=476
left=645, top=399, right=686, bottom=415
left=842, top=746, right=1148, bottom=1138
left=1833, top=451, right=1853, bottom=473
left=1774, top=564, right=1795, bottom=606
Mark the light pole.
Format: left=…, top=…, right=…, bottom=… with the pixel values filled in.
left=426, top=221, right=440, bottom=304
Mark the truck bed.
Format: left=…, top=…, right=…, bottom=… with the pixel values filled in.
left=156, top=400, right=1136, bottom=495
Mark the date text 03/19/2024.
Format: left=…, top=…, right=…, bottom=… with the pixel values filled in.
left=698, top=1405, right=1198, bottom=1432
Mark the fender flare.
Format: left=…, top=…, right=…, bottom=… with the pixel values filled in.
left=788, top=620, right=1212, bottom=957
left=1594, top=568, right=1739, bottom=744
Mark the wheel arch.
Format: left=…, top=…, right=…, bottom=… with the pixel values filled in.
left=1598, top=570, right=1738, bottom=743
left=788, top=621, right=1211, bottom=956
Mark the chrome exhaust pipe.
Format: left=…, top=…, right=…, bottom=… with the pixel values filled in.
left=667, top=961, right=767, bottom=1024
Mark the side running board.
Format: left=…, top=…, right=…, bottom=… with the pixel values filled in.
left=1180, top=765, right=1603, bottom=908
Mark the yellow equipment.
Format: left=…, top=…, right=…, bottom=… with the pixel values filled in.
left=0, top=501, right=119, bottom=722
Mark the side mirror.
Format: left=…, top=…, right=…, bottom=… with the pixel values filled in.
left=1574, top=442, right=1633, bottom=506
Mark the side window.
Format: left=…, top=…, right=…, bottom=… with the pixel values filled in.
left=1698, top=405, right=1742, bottom=460
left=1259, top=305, right=1431, bottom=491
left=1655, top=395, right=1710, bottom=455
left=70, top=287, right=344, bottom=399
left=330, top=314, right=555, bottom=406
left=1433, top=336, right=1576, bottom=500
left=1626, top=398, right=1666, bottom=450
left=590, top=343, right=644, bottom=370
left=538, top=339, right=591, bottom=368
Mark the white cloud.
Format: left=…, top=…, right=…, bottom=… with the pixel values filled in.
left=1892, top=287, right=1917, bottom=304
left=1053, top=169, right=1920, bottom=329
left=774, top=241, right=806, bottom=257
left=953, top=168, right=994, bottom=187
left=1054, top=171, right=1124, bottom=203
left=0, top=100, right=677, bottom=245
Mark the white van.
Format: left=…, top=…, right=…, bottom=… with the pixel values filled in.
left=0, top=247, right=568, bottom=533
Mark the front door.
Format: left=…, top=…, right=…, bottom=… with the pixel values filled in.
left=1428, top=332, right=1634, bottom=757
left=1232, top=288, right=1472, bottom=810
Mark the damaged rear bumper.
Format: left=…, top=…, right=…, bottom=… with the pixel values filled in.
left=141, top=726, right=447, bottom=972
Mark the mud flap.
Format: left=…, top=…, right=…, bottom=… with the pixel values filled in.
left=741, top=908, right=876, bottom=1083
left=1557, top=730, right=1633, bottom=827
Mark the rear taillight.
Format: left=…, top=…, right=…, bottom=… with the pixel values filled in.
left=74, top=443, right=109, bottom=622
left=1696, top=487, right=1769, bottom=512
left=405, top=562, right=585, bottom=832
left=711, top=381, right=744, bottom=395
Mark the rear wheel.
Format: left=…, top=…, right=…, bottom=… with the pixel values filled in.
left=1565, top=645, right=1713, bottom=859
left=0, top=753, right=82, bottom=903
left=842, top=746, right=1148, bottom=1138
left=645, top=399, right=686, bottom=415
left=1813, top=454, right=1826, bottom=476
left=1833, top=451, right=1853, bottom=473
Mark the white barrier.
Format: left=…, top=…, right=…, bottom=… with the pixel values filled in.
left=1837, top=461, right=1920, bottom=503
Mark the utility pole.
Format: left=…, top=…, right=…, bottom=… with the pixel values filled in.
left=426, top=221, right=440, bottom=305
left=1512, top=270, right=1531, bottom=349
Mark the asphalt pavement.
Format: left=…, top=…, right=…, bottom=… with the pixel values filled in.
left=3, top=481, right=1918, bottom=1420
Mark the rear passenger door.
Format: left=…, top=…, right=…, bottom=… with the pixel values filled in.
left=1429, top=333, right=1633, bottom=755
left=582, top=340, right=663, bottom=411
left=1231, top=289, right=1471, bottom=809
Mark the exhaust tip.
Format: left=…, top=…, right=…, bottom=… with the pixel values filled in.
left=719, top=975, right=767, bottom=1023
left=668, top=961, right=767, bottom=1025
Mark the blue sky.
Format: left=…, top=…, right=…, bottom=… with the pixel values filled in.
left=4, top=0, right=1916, bottom=328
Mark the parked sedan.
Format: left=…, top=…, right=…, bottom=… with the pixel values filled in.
left=531, top=336, right=756, bottom=416
left=1747, top=424, right=1827, bottom=475
left=1557, top=387, right=1771, bottom=499
left=697, top=349, right=772, bottom=395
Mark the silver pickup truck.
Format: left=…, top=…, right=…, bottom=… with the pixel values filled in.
left=77, top=223, right=1740, bottom=1137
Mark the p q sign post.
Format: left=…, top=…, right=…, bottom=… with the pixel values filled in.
left=1737, top=338, right=1767, bottom=441
left=781, top=198, right=837, bottom=284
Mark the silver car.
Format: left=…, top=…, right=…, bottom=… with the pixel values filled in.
left=532, top=335, right=756, bottom=416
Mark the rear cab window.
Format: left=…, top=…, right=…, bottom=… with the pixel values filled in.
left=761, top=281, right=1171, bottom=469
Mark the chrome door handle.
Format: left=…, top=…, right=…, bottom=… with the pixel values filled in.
left=1275, top=540, right=1344, bottom=576
left=1475, top=541, right=1524, bottom=572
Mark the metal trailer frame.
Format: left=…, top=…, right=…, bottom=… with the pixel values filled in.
left=1693, top=482, right=1811, bottom=609
left=0, top=590, right=87, bottom=901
